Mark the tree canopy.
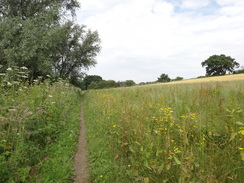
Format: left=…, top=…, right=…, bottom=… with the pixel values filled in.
left=201, top=54, right=240, bottom=76
left=0, top=0, right=101, bottom=85
left=82, top=75, right=136, bottom=90
left=157, top=73, right=171, bottom=83
left=83, top=75, right=103, bottom=89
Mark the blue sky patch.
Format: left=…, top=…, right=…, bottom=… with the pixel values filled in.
left=165, top=0, right=221, bottom=16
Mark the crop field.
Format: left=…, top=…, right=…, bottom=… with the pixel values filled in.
left=154, top=74, right=244, bottom=85
left=84, top=75, right=244, bottom=183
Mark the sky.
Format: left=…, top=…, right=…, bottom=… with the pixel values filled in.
left=76, top=0, right=244, bottom=83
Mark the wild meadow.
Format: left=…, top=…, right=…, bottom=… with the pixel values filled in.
left=84, top=79, right=244, bottom=183
left=0, top=66, right=81, bottom=182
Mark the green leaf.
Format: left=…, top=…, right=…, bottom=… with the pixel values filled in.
left=129, top=146, right=135, bottom=153
left=158, top=164, right=164, bottom=174
left=173, top=156, right=181, bottom=165
left=140, top=146, right=144, bottom=151
left=166, top=163, right=171, bottom=170
left=184, top=138, right=189, bottom=146
left=241, top=151, right=244, bottom=161
left=156, top=149, right=160, bottom=157
left=230, top=132, right=237, bottom=141
left=143, top=159, right=149, bottom=167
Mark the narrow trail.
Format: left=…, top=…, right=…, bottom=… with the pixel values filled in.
left=74, top=103, right=89, bottom=183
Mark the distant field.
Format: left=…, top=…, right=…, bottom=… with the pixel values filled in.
left=166, top=73, right=244, bottom=84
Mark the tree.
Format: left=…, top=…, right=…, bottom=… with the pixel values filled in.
left=0, top=0, right=101, bottom=82
left=83, top=75, right=103, bottom=89
left=0, top=9, right=61, bottom=77
left=0, top=0, right=79, bottom=19
left=53, top=21, right=101, bottom=79
left=233, top=66, right=244, bottom=74
left=125, top=80, right=136, bottom=86
left=201, top=54, right=240, bottom=76
left=157, top=73, right=171, bottom=83
left=172, top=76, right=183, bottom=81
left=88, top=80, right=117, bottom=89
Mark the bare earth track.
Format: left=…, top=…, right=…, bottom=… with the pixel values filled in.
left=74, top=103, right=89, bottom=183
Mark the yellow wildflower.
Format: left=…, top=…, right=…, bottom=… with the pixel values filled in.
left=238, top=130, right=244, bottom=135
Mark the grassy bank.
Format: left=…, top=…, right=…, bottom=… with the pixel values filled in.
left=84, top=79, right=244, bottom=182
left=0, top=66, right=81, bottom=182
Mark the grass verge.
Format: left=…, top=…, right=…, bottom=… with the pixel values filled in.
left=0, top=66, right=81, bottom=182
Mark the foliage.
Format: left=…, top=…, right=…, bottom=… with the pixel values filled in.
left=83, top=75, right=136, bottom=90
left=234, top=66, right=244, bottom=74
left=201, top=54, right=240, bottom=76
left=84, top=80, right=244, bottom=182
left=172, top=76, right=183, bottom=81
left=0, top=0, right=80, bottom=18
left=139, top=81, right=157, bottom=85
left=124, top=80, right=136, bottom=86
left=88, top=80, right=117, bottom=90
left=53, top=21, right=101, bottom=79
left=0, top=10, right=59, bottom=77
left=87, top=80, right=136, bottom=90
left=0, top=0, right=101, bottom=83
left=157, top=73, right=171, bottom=83
left=0, top=66, right=81, bottom=182
left=83, top=75, right=103, bottom=89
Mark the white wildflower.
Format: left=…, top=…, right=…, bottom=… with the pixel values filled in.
left=20, top=66, right=28, bottom=70
left=7, top=82, right=12, bottom=86
left=154, top=130, right=159, bottom=134
left=8, top=109, right=17, bottom=112
left=7, top=68, right=13, bottom=71
left=48, top=95, right=53, bottom=98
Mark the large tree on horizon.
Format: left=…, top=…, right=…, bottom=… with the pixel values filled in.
left=157, top=73, right=171, bottom=83
left=201, top=54, right=240, bottom=76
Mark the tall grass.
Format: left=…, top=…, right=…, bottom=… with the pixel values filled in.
left=0, top=66, right=81, bottom=182
left=84, top=80, right=244, bottom=182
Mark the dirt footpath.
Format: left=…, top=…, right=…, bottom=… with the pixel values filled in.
left=74, top=103, right=89, bottom=183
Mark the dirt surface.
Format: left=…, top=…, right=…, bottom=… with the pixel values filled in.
left=74, top=103, right=89, bottom=183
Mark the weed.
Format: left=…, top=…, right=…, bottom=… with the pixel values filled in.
left=0, top=66, right=81, bottom=182
left=84, top=80, right=244, bottom=182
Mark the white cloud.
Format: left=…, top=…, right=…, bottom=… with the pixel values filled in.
left=215, top=0, right=240, bottom=6
left=180, top=0, right=211, bottom=9
left=76, top=0, right=244, bottom=83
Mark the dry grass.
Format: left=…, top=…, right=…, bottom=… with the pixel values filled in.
left=168, top=73, right=244, bottom=84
